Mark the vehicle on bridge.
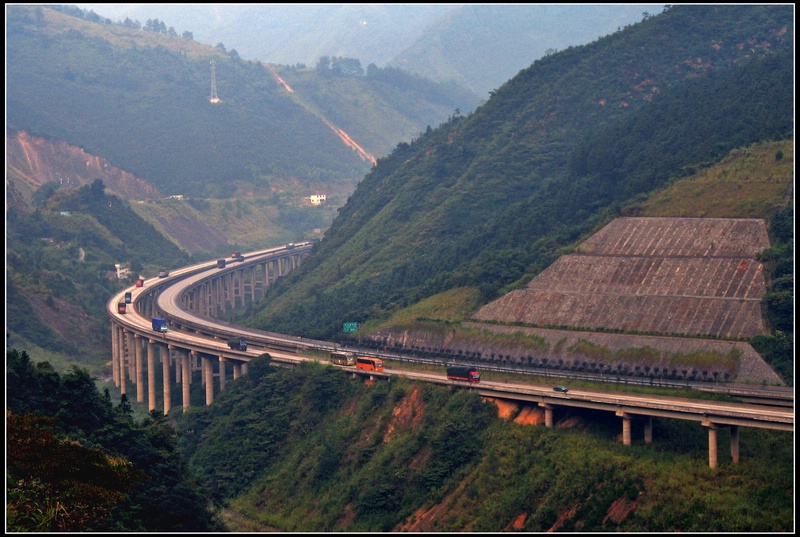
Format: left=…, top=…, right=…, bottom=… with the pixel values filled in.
left=217, top=259, right=226, bottom=269
left=158, top=268, right=170, bottom=278
left=231, top=251, right=245, bottom=262
left=330, top=351, right=356, bottom=366
left=447, top=366, right=481, bottom=383
left=124, top=291, right=132, bottom=303
left=356, top=356, right=383, bottom=372
left=152, top=317, right=168, bottom=333
left=227, top=337, right=247, bottom=351
left=553, top=385, right=569, bottom=393
left=135, top=277, right=145, bottom=287
left=117, top=301, right=127, bottom=314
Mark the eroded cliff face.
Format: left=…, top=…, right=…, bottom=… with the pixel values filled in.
left=6, top=130, right=232, bottom=253
left=6, top=130, right=162, bottom=207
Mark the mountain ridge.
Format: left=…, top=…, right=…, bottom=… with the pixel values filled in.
left=241, top=5, right=793, bottom=342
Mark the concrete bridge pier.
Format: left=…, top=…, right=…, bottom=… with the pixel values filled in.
left=111, top=325, right=119, bottom=386
left=126, top=331, right=136, bottom=383
left=644, top=415, right=653, bottom=444
left=539, top=403, right=553, bottom=427
left=147, top=339, right=157, bottom=411
left=182, top=350, right=191, bottom=411
left=161, top=345, right=171, bottom=415
left=705, top=421, right=719, bottom=469
left=233, top=362, right=242, bottom=380
left=219, top=357, right=227, bottom=391
left=135, top=335, right=145, bottom=403
left=203, top=355, right=214, bottom=405
left=617, top=410, right=632, bottom=446
left=730, top=425, right=739, bottom=463
left=119, top=330, right=128, bottom=396
left=703, top=421, right=740, bottom=469
left=174, top=352, right=181, bottom=385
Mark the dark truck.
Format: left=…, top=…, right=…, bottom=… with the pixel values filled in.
left=447, top=366, right=481, bottom=383
left=227, top=337, right=247, bottom=351
left=231, top=251, right=245, bottom=262
left=152, top=317, right=168, bottom=333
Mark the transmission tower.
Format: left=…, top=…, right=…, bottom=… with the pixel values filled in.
left=209, top=59, right=220, bottom=103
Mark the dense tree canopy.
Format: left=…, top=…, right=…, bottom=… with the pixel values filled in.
left=6, top=349, right=224, bottom=532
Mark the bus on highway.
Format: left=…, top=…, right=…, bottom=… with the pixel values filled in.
left=330, top=351, right=356, bottom=366
left=356, top=356, right=383, bottom=372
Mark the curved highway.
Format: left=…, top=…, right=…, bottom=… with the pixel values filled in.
left=107, top=245, right=792, bottom=467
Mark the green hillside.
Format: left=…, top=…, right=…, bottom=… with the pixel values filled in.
left=179, top=358, right=792, bottom=532
left=243, top=5, right=793, bottom=341
left=5, top=5, right=467, bottom=197
left=5, top=181, right=192, bottom=374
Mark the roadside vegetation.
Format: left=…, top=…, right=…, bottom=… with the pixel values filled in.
left=176, top=357, right=792, bottom=532
left=6, top=348, right=224, bottom=532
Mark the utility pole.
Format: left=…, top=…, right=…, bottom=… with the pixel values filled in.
left=209, top=59, right=220, bottom=103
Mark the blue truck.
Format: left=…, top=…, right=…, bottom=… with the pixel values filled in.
left=152, top=317, right=168, bottom=333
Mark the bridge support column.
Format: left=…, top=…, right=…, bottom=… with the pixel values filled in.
left=182, top=350, right=191, bottom=411
left=617, top=411, right=632, bottom=446
left=147, top=340, right=157, bottom=411
left=704, top=421, right=718, bottom=469
left=162, top=345, right=171, bottom=415
left=203, top=355, right=214, bottom=405
left=119, top=330, right=128, bottom=396
left=126, top=332, right=136, bottom=382
left=241, top=363, right=248, bottom=376
left=219, top=358, right=226, bottom=391
left=232, top=362, right=241, bottom=380
left=730, top=425, right=739, bottom=464
left=539, top=403, right=553, bottom=427
left=135, top=335, right=145, bottom=403
left=644, top=416, right=653, bottom=444
left=111, top=324, right=119, bottom=386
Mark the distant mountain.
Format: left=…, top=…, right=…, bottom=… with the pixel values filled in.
left=77, top=4, right=655, bottom=105
left=75, top=4, right=458, bottom=68
left=6, top=5, right=469, bottom=199
left=388, top=4, right=656, bottom=97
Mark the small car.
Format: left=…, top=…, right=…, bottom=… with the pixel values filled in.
left=553, top=385, right=569, bottom=393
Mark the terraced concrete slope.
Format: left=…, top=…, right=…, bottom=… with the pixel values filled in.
left=474, top=218, right=770, bottom=339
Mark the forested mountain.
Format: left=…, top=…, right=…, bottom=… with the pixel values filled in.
left=387, top=3, right=655, bottom=96
left=6, top=4, right=471, bottom=198
left=242, top=5, right=794, bottom=342
left=6, top=180, right=192, bottom=375
left=77, top=4, right=651, bottom=99
left=4, top=3, right=476, bottom=368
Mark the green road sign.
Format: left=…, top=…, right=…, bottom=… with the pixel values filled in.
left=343, top=322, right=359, bottom=333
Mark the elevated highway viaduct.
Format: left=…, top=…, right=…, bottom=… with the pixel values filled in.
left=108, top=244, right=793, bottom=469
